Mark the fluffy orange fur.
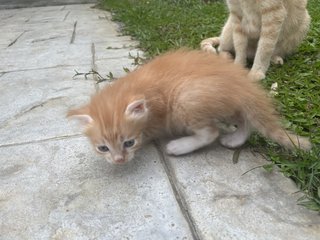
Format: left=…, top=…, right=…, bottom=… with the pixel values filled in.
left=68, top=49, right=311, bottom=164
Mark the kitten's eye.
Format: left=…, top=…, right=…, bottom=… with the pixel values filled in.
left=96, top=145, right=109, bottom=153
left=124, top=139, right=135, bottom=148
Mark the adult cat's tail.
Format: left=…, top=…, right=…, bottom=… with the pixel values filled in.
left=243, top=92, right=311, bottom=150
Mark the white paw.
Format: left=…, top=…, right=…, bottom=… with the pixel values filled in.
left=271, top=56, right=284, bottom=65
left=248, top=70, right=265, bottom=81
left=166, top=140, right=190, bottom=156
left=200, top=43, right=217, bottom=54
left=219, top=131, right=248, bottom=148
left=219, top=135, right=243, bottom=148
left=200, top=37, right=219, bottom=54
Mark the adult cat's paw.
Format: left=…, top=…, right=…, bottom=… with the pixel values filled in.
left=201, top=44, right=217, bottom=54
left=248, top=70, right=265, bottom=81
left=200, top=37, right=219, bottom=54
left=271, top=55, right=284, bottom=65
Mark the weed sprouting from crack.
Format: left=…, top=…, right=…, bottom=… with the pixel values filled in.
left=73, top=69, right=116, bottom=83
left=73, top=52, right=147, bottom=83
left=129, top=52, right=146, bottom=66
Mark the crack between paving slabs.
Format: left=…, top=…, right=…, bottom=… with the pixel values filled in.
left=70, top=21, right=77, bottom=44
left=1, top=14, right=14, bottom=21
left=0, top=64, right=91, bottom=75
left=0, top=97, right=66, bottom=130
left=0, top=134, right=83, bottom=148
left=7, top=31, right=26, bottom=47
left=153, top=140, right=202, bottom=240
left=91, top=42, right=100, bottom=92
left=63, top=11, right=70, bottom=21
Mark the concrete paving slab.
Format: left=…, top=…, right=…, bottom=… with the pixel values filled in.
left=0, top=4, right=195, bottom=239
left=0, top=140, right=192, bottom=239
left=160, top=143, right=320, bottom=240
left=0, top=44, right=92, bottom=72
left=73, top=23, right=121, bottom=44
left=0, top=67, right=95, bottom=145
left=0, top=10, right=31, bottom=24
left=0, top=23, right=74, bottom=49
left=0, top=0, right=97, bottom=9
left=28, top=8, right=68, bottom=22
left=0, top=30, right=25, bottom=47
left=63, top=7, right=110, bottom=22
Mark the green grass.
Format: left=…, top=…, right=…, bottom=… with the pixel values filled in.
left=101, top=0, right=320, bottom=211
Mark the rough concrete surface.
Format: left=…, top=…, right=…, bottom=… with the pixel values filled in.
left=0, top=3, right=319, bottom=240
left=0, top=0, right=97, bottom=9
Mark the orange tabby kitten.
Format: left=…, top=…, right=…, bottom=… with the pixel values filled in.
left=68, top=50, right=311, bottom=164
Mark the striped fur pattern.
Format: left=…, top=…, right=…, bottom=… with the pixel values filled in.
left=68, top=50, right=311, bottom=164
left=201, top=0, right=310, bottom=80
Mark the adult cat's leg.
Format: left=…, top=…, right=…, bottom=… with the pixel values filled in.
left=200, top=16, right=234, bottom=55
left=232, top=14, right=248, bottom=66
left=249, top=3, right=286, bottom=80
left=273, top=9, right=310, bottom=65
left=166, top=126, right=219, bottom=156
left=218, top=15, right=234, bottom=55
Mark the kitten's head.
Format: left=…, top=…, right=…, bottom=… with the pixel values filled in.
left=68, top=97, right=148, bottom=165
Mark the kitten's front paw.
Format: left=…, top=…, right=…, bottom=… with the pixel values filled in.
left=248, top=70, right=265, bottom=81
left=166, top=140, right=189, bottom=156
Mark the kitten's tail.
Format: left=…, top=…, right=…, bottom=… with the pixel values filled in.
left=243, top=94, right=311, bottom=151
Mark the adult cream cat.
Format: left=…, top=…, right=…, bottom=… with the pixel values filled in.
left=68, top=50, right=311, bottom=164
left=201, top=0, right=310, bottom=80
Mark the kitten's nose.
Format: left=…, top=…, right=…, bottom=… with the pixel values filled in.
left=114, top=156, right=125, bottom=164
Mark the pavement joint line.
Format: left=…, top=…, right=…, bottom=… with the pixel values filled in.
left=153, top=140, right=202, bottom=240
left=0, top=64, right=91, bottom=75
left=32, top=36, right=63, bottom=43
left=8, top=31, right=26, bottom=47
left=60, top=5, right=66, bottom=11
left=0, top=134, right=83, bottom=148
left=1, top=14, right=14, bottom=21
left=63, top=10, right=70, bottom=21
left=91, top=42, right=100, bottom=92
left=70, top=20, right=77, bottom=44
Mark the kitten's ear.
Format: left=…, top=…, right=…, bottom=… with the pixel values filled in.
left=67, top=106, right=93, bottom=126
left=125, top=99, right=148, bottom=119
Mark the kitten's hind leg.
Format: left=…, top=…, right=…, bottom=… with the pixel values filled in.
left=166, top=126, right=219, bottom=156
left=219, top=118, right=250, bottom=148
